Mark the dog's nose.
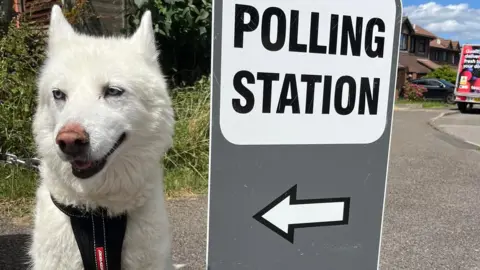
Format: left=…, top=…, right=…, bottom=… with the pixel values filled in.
left=55, top=123, right=89, bottom=157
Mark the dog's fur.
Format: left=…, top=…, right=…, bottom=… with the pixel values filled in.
left=29, top=5, right=180, bottom=270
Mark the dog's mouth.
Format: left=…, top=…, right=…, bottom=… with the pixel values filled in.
left=71, top=132, right=127, bottom=179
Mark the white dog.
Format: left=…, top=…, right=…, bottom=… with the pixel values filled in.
left=29, top=5, right=182, bottom=270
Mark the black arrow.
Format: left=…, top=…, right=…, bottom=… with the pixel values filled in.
left=253, top=185, right=350, bottom=243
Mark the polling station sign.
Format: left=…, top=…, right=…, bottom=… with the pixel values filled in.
left=207, top=0, right=402, bottom=269
left=218, top=2, right=398, bottom=145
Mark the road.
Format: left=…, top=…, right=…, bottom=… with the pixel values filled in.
left=433, top=108, right=480, bottom=147
left=2, top=109, right=480, bottom=269
left=380, top=109, right=480, bottom=269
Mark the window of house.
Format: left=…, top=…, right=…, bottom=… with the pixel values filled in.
left=442, top=51, right=447, bottom=61
left=409, top=37, right=416, bottom=53
left=418, top=39, right=425, bottom=52
left=433, top=51, right=439, bottom=61
left=400, top=34, right=408, bottom=51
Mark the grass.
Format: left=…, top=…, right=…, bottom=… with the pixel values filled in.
left=0, top=165, right=37, bottom=199
left=395, top=99, right=455, bottom=108
left=164, top=77, right=210, bottom=197
left=0, top=164, right=37, bottom=222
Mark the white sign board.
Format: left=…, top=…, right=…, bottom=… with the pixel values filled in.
left=219, top=1, right=397, bottom=145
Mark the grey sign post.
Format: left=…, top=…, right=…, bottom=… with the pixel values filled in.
left=207, top=0, right=402, bottom=269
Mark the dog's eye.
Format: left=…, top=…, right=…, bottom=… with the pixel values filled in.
left=105, top=86, right=124, bottom=97
left=52, top=89, right=66, bottom=100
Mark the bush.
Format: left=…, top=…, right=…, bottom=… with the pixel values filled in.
left=423, top=65, right=458, bottom=84
left=124, top=0, right=212, bottom=87
left=0, top=19, right=46, bottom=158
left=402, top=81, right=427, bottom=101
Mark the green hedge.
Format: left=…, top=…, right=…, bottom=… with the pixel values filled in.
left=423, top=65, right=458, bottom=84
left=124, top=0, right=212, bottom=87
left=0, top=21, right=45, bottom=158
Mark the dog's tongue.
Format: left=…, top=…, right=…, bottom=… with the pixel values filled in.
left=72, top=160, right=93, bottom=170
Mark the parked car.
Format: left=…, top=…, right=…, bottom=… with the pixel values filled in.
left=407, top=78, right=456, bottom=104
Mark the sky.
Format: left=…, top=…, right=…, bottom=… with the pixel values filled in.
left=403, top=1, right=480, bottom=45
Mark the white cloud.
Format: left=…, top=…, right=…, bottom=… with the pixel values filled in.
left=403, top=2, right=480, bottom=42
left=425, top=20, right=461, bottom=33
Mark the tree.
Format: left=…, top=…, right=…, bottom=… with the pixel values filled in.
left=423, top=65, right=458, bottom=84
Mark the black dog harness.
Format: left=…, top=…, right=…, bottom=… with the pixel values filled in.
left=51, top=196, right=128, bottom=270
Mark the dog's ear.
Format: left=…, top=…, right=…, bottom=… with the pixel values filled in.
left=48, top=5, right=75, bottom=49
left=130, top=10, right=158, bottom=60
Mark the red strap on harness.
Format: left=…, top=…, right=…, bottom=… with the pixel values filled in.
left=96, top=247, right=106, bottom=270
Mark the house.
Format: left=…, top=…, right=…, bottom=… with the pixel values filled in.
left=429, top=38, right=461, bottom=68
left=3, top=0, right=127, bottom=35
left=1, top=0, right=59, bottom=29
left=397, top=16, right=461, bottom=90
